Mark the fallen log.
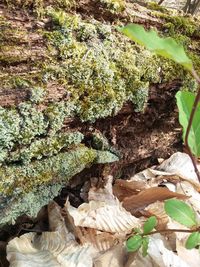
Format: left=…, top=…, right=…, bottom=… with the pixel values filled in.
left=0, top=0, right=199, bottom=225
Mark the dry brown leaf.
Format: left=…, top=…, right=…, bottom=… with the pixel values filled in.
left=157, top=152, right=200, bottom=186
left=66, top=199, right=139, bottom=234
left=77, top=228, right=119, bottom=252
left=7, top=202, right=98, bottom=267
left=94, top=243, right=126, bottom=267
left=122, top=187, right=188, bottom=215
left=130, top=168, right=159, bottom=186
left=113, top=179, right=148, bottom=201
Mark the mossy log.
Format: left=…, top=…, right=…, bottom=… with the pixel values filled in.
left=0, top=0, right=200, bottom=225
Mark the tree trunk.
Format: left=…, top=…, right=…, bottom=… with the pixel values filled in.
left=0, top=0, right=200, bottom=225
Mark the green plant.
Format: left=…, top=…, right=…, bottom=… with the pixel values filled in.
left=126, top=199, right=200, bottom=254
left=119, top=23, right=200, bottom=255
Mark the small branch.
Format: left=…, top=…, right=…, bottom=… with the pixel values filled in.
left=184, top=69, right=200, bottom=182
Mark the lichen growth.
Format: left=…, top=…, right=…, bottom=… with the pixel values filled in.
left=29, top=87, right=46, bottom=103
left=8, top=131, right=84, bottom=164
left=0, top=145, right=96, bottom=197
left=0, top=145, right=118, bottom=225
left=0, top=183, right=63, bottom=225
left=95, top=150, right=119, bottom=163
left=91, top=131, right=120, bottom=158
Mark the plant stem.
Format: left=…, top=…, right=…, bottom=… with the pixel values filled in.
left=184, top=69, right=200, bottom=182
left=143, top=227, right=200, bottom=236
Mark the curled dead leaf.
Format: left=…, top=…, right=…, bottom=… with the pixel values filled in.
left=122, top=187, right=188, bottom=215
left=113, top=179, right=148, bottom=201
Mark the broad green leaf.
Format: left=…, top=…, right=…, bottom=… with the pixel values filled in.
left=142, top=236, right=149, bottom=257
left=164, top=199, right=197, bottom=227
left=176, top=91, right=200, bottom=157
left=186, top=232, right=200, bottom=249
left=126, top=234, right=143, bottom=252
left=119, top=24, right=193, bottom=71
left=143, top=216, right=157, bottom=235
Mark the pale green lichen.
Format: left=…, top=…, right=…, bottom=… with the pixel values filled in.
left=0, top=145, right=118, bottom=225
left=29, top=87, right=46, bottom=103
left=91, top=131, right=120, bottom=158
left=45, top=101, right=76, bottom=134
left=0, top=107, right=21, bottom=148
left=1, top=7, right=199, bottom=123
left=18, top=103, right=48, bottom=145
left=8, top=131, right=84, bottom=164
left=0, top=183, right=63, bottom=226
left=0, top=145, right=96, bottom=197
left=95, top=150, right=119, bottom=163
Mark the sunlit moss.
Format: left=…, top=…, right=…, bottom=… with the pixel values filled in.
left=98, top=0, right=126, bottom=13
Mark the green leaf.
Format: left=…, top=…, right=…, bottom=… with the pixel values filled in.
left=143, top=216, right=157, bottom=235
left=126, top=234, right=143, bottom=252
left=119, top=24, right=193, bottom=71
left=164, top=199, right=197, bottom=228
left=186, top=232, right=200, bottom=249
left=176, top=91, right=200, bottom=157
left=142, top=236, right=149, bottom=257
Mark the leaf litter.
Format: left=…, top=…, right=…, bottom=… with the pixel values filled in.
left=6, top=152, right=200, bottom=266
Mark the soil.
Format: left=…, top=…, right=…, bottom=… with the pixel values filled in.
left=0, top=79, right=183, bottom=266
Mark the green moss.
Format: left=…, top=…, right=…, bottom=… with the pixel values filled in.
left=42, top=10, right=153, bottom=121
left=147, top=1, right=169, bottom=13
left=152, top=10, right=198, bottom=37
left=98, top=0, right=126, bottom=14
left=2, top=0, right=76, bottom=17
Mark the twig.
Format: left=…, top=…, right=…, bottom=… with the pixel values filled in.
left=184, top=69, right=200, bottom=182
